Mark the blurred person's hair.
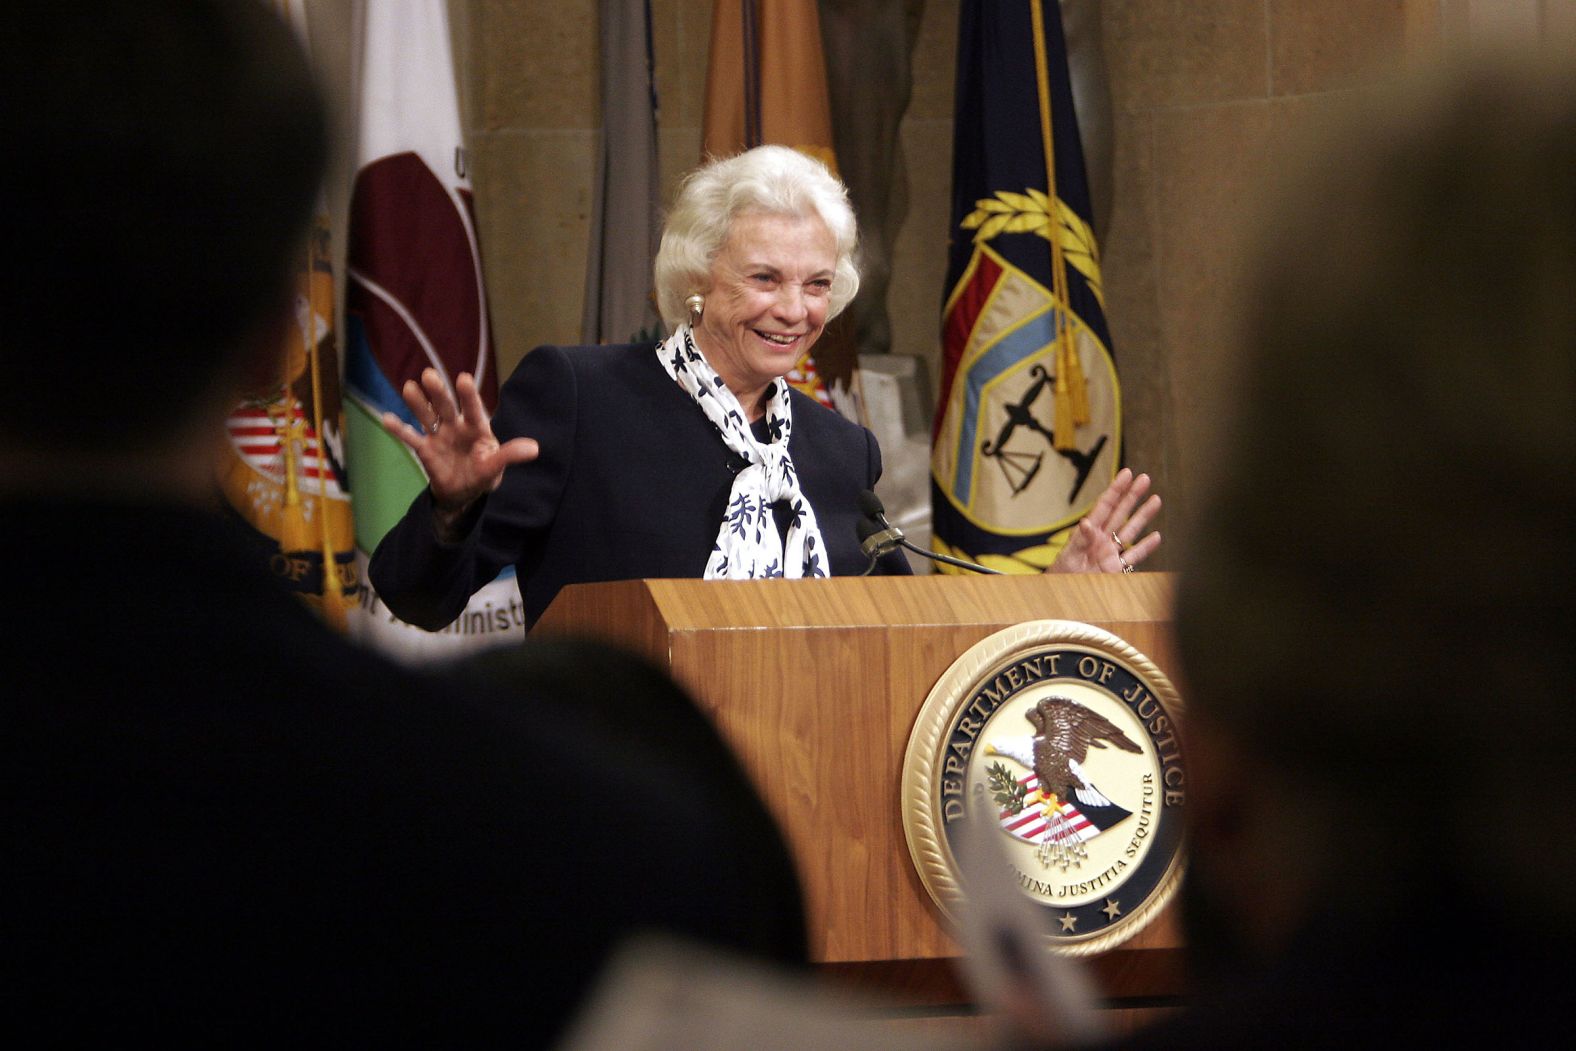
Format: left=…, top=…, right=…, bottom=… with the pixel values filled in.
left=0, top=0, right=328, bottom=452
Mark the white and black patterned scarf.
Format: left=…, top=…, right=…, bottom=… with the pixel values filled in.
left=656, top=324, right=829, bottom=579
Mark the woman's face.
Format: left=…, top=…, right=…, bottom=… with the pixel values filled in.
left=694, top=209, right=837, bottom=407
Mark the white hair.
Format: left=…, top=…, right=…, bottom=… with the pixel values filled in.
left=652, top=145, right=861, bottom=330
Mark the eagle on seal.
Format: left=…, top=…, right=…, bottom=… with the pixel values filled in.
left=1025, top=695, right=1142, bottom=807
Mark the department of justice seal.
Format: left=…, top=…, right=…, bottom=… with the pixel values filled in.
left=902, top=620, right=1186, bottom=954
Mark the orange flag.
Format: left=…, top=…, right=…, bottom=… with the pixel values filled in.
left=702, top=0, right=838, bottom=173
left=701, top=0, right=853, bottom=409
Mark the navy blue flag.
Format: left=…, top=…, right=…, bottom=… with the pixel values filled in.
left=930, top=0, right=1118, bottom=572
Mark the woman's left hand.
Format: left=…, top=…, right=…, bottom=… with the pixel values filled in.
left=1047, top=468, right=1162, bottom=574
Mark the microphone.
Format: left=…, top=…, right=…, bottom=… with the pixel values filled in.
left=856, top=490, right=1002, bottom=575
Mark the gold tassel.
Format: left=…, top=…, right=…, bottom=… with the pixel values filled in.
left=1053, top=361, right=1074, bottom=450
left=1065, top=335, right=1090, bottom=426
left=276, top=399, right=314, bottom=552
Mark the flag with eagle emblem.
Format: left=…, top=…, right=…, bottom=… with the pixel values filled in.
left=930, top=0, right=1119, bottom=572
left=216, top=0, right=356, bottom=631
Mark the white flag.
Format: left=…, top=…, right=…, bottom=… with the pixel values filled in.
left=342, top=0, right=524, bottom=661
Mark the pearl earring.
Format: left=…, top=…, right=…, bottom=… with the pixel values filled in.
left=685, top=294, right=704, bottom=323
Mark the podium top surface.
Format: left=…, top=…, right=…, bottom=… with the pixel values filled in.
left=534, top=572, right=1175, bottom=634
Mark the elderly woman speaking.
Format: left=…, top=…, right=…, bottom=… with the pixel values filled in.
left=370, top=146, right=1157, bottom=631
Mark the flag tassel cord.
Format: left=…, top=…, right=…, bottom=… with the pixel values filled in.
left=305, top=230, right=349, bottom=627
left=1031, top=0, right=1089, bottom=451
left=276, top=393, right=312, bottom=553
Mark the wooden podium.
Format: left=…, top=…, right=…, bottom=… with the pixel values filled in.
left=533, top=573, right=1184, bottom=1005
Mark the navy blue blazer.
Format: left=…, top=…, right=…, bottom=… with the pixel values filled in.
left=371, top=342, right=910, bottom=630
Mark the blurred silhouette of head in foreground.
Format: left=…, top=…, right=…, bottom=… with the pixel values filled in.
left=1175, top=55, right=1576, bottom=975
left=0, top=0, right=326, bottom=495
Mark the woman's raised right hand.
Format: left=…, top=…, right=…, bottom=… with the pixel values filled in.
left=380, top=368, right=540, bottom=519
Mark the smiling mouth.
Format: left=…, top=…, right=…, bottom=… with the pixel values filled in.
left=755, top=330, right=802, bottom=346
